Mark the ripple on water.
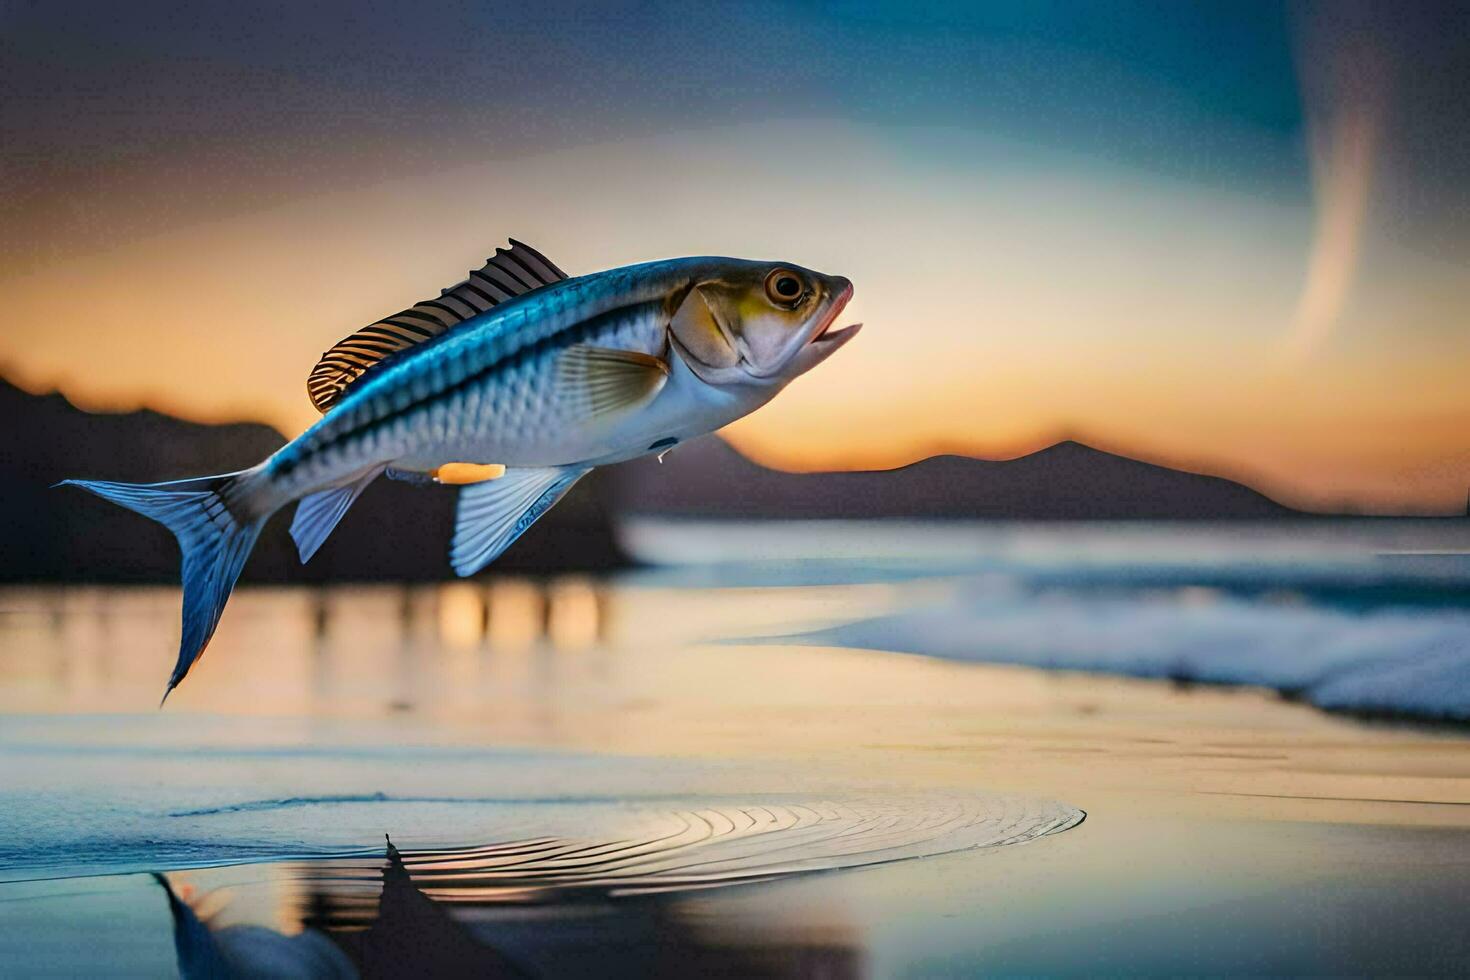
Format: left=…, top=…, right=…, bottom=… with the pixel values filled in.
left=293, top=793, right=1084, bottom=904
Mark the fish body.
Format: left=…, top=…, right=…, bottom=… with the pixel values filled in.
left=264, top=259, right=772, bottom=505
left=63, top=243, right=858, bottom=696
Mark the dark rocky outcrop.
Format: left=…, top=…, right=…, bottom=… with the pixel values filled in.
left=0, top=379, right=628, bottom=583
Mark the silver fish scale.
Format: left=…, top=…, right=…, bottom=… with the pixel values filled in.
left=430, top=299, right=663, bottom=463
left=265, top=264, right=681, bottom=497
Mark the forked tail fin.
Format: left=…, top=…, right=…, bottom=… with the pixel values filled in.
left=59, top=469, right=268, bottom=702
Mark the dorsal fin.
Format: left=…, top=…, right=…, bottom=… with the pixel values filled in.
left=306, top=240, right=568, bottom=413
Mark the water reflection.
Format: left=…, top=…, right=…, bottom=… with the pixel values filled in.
left=0, top=579, right=616, bottom=718
left=19, top=574, right=1465, bottom=828
left=0, top=579, right=932, bottom=775
left=158, top=836, right=861, bottom=979
left=306, top=576, right=607, bottom=657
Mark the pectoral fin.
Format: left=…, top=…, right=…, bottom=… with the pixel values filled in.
left=557, top=345, right=669, bottom=418
left=432, top=462, right=507, bottom=485
left=451, top=466, right=590, bottom=576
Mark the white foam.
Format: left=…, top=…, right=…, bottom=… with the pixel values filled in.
left=814, top=583, right=1470, bottom=721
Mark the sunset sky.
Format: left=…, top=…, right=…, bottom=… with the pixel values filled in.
left=2, top=1, right=1467, bottom=513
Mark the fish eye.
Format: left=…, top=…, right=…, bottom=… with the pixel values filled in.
left=764, top=269, right=805, bottom=305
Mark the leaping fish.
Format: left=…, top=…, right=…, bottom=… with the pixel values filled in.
left=62, top=241, right=860, bottom=698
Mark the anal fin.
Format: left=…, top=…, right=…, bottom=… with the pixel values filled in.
left=290, top=465, right=384, bottom=563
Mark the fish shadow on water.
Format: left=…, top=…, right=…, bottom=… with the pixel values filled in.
left=156, top=834, right=864, bottom=979
left=157, top=836, right=529, bottom=979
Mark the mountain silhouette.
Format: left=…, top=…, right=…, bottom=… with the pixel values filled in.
left=604, top=434, right=1294, bottom=520
left=0, top=378, right=628, bottom=583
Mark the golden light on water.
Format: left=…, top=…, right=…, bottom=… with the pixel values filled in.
left=5, top=579, right=1470, bottom=829
left=436, top=582, right=485, bottom=652
left=547, top=578, right=601, bottom=651
left=485, top=580, right=543, bottom=651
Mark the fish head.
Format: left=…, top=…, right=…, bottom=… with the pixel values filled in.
left=668, top=260, right=859, bottom=387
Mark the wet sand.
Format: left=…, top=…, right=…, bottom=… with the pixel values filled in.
left=2, top=567, right=1469, bottom=975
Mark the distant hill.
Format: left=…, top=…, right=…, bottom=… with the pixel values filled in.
left=603, top=435, right=1295, bottom=520
left=0, top=379, right=628, bottom=583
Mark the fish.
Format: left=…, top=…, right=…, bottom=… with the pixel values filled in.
left=61, top=241, right=860, bottom=698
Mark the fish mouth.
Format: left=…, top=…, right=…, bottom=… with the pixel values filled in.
left=808, top=279, right=859, bottom=349
left=811, top=321, right=862, bottom=348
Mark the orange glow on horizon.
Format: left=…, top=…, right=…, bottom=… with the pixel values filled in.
left=1, top=119, right=1466, bottom=515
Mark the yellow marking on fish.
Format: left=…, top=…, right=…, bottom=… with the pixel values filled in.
left=670, top=288, right=739, bottom=368
left=432, top=463, right=507, bottom=485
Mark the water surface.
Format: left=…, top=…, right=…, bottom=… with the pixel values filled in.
left=3, top=520, right=1469, bottom=975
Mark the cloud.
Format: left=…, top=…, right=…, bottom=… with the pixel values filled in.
left=1279, top=4, right=1391, bottom=364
